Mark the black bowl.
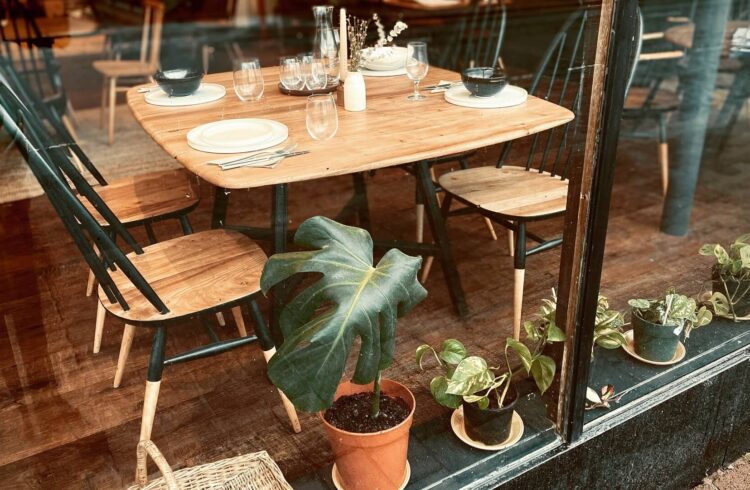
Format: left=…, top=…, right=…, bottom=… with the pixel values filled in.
left=154, top=69, right=204, bottom=97
left=461, top=67, right=507, bottom=98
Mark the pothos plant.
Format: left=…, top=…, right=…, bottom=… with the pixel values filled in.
left=699, top=233, right=750, bottom=320
left=416, top=299, right=565, bottom=410
left=628, top=287, right=712, bottom=338
left=260, top=216, right=427, bottom=417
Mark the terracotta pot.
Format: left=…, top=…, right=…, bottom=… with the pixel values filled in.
left=319, top=379, right=415, bottom=490
left=632, top=309, right=680, bottom=362
left=462, top=383, right=518, bottom=445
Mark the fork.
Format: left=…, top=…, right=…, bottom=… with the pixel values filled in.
left=220, top=150, right=310, bottom=170
left=209, top=143, right=297, bottom=166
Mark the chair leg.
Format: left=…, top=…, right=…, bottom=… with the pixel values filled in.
left=658, top=114, right=669, bottom=196
left=86, top=269, right=96, bottom=297
left=94, top=301, right=106, bottom=353
left=114, top=324, right=136, bottom=388
left=231, top=306, right=248, bottom=337
left=508, top=227, right=515, bottom=257
left=416, top=204, right=425, bottom=242
left=512, top=223, right=527, bottom=340
left=100, top=76, right=107, bottom=128
left=249, top=300, right=302, bottom=433
left=484, top=217, right=498, bottom=241
left=140, top=327, right=167, bottom=442
left=421, top=191, right=453, bottom=283
left=216, top=312, right=226, bottom=326
left=108, top=76, right=117, bottom=145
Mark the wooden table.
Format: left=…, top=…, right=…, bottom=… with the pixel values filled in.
left=664, top=20, right=750, bottom=56
left=127, top=66, right=573, bottom=324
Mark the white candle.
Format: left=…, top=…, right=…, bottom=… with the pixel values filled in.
left=339, top=8, right=348, bottom=82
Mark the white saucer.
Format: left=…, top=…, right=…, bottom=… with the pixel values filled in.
left=621, top=330, right=686, bottom=366
left=145, top=83, right=226, bottom=107
left=361, top=67, right=407, bottom=77
left=187, top=118, right=288, bottom=154
left=331, top=461, right=410, bottom=490
left=444, top=84, right=528, bottom=109
left=450, top=406, right=524, bottom=451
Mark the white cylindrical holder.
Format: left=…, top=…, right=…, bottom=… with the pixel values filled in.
left=344, top=71, right=366, bottom=111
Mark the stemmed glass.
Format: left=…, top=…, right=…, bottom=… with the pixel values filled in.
left=279, top=56, right=305, bottom=91
left=405, top=41, right=429, bottom=101
left=300, top=54, right=328, bottom=90
left=306, top=94, right=338, bottom=141
left=233, top=58, right=264, bottom=101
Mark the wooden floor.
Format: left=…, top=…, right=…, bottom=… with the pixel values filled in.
left=0, top=114, right=748, bottom=487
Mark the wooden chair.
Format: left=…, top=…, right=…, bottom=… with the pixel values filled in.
left=0, top=60, right=204, bottom=354
left=416, top=1, right=508, bottom=277
left=93, top=0, right=164, bottom=145
left=437, top=8, right=637, bottom=338
left=0, top=87, right=301, bottom=440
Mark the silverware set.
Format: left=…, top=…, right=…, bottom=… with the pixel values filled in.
left=422, top=81, right=462, bottom=91
left=208, top=143, right=309, bottom=170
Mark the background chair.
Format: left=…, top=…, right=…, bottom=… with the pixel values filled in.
left=0, top=86, right=301, bottom=441
left=438, top=8, right=639, bottom=338
left=93, top=0, right=164, bottom=145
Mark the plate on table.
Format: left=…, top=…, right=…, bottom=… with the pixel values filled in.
left=361, top=67, right=407, bottom=77
left=361, top=46, right=408, bottom=71
left=444, top=84, right=528, bottom=109
left=621, top=330, right=686, bottom=366
left=187, top=119, right=288, bottom=154
left=145, top=83, right=226, bottom=107
left=415, top=0, right=466, bottom=7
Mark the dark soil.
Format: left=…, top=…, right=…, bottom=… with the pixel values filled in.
left=324, top=392, right=411, bottom=433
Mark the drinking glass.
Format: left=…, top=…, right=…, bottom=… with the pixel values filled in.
left=280, top=56, right=304, bottom=91
left=233, top=58, right=264, bottom=101
left=306, top=94, right=338, bottom=141
left=405, top=41, right=429, bottom=101
left=301, top=55, right=328, bottom=90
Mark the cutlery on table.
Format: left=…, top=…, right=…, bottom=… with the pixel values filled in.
left=208, top=143, right=297, bottom=167
left=422, top=81, right=461, bottom=91
left=219, top=150, right=310, bottom=170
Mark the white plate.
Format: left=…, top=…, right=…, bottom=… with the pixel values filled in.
left=187, top=119, right=288, bottom=154
left=145, top=83, right=226, bottom=107
left=362, top=46, right=408, bottom=71
left=444, top=84, right=528, bottom=109
left=621, top=330, right=686, bottom=366
left=450, top=407, right=524, bottom=451
left=361, top=67, right=407, bottom=77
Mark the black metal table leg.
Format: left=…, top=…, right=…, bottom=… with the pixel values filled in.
left=352, top=173, right=371, bottom=232
left=211, top=187, right=229, bottom=229
left=270, top=184, right=288, bottom=345
left=415, top=161, right=468, bottom=317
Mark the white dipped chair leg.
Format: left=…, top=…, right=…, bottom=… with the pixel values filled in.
left=114, top=324, right=136, bottom=388
left=513, top=268, right=525, bottom=340
left=231, top=307, right=248, bottom=337
left=94, top=301, right=106, bottom=353
left=262, top=347, right=302, bottom=434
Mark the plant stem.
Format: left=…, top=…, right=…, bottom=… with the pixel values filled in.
left=371, top=371, right=381, bottom=418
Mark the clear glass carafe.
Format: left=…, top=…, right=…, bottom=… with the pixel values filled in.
left=312, top=5, right=339, bottom=86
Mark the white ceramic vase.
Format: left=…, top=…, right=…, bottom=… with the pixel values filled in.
left=344, top=71, right=366, bottom=112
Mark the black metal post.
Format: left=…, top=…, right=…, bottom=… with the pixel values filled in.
left=352, top=173, right=371, bottom=232
left=211, top=187, right=229, bottom=229
left=269, top=184, right=288, bottom=345
left=661, top=0, right=732, bottom=235
left=146, top=327, right=167, bottom=382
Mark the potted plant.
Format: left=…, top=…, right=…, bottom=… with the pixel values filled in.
left=699, top=234, right=750, bottom=320
left=260, top=216, right=427, bottom=490
left=628, top=288, right=712, bottom=362
left=416, top=297, right=565, bottom=446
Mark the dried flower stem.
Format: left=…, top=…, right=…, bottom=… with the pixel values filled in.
left=347, top=14, right=370, bottom=72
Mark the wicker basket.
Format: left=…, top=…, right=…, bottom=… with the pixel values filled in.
left=128, top=441, right=293, bottom=490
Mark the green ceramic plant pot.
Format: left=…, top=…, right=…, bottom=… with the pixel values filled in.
left=712, top=267, right=750, bottom=318
left=632, top=310, right=680, bottom=362
left=462, top=384, right=518, bottom=446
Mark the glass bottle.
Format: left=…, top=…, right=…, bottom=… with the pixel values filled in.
left=312, top=5, right=340, bottom=87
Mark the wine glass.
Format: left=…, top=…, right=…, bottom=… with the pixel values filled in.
left=306, top=94, right=338, bottom=141
left=279, top=56, right=304, bottom=91
left=405, top=41, right=429, bottom=101
left=233, top=58, right=264, bottom=101
left=301, top=55, right=328, bottom=90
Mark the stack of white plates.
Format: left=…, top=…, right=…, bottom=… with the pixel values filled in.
left=145, top=83, right=226, bottom=107
left=444, top=84, right=528, bottom=109
left=187, top=119, right=288, bottom=154
left=361, top=46, right=407, bottom=77
left=414, top=0, right=464, bottom=7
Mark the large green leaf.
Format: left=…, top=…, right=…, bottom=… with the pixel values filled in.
left=430, top=376, right=462, bottom=409
left=261, top=217, right=427, bottom=412
left=446, top=356, right=494, bottom=396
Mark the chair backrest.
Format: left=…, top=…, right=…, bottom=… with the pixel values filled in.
left=0, top=0, right=66, bottom=115
left=0, top=82, right=168, bottom=315
left=0, top=57, right=107, bottom=185
left=140, top=0, right=165, bottom=68
left=439, top=1, right=507, bottom=71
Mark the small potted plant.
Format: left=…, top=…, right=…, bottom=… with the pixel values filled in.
left=261, top=216, right=427, bottom=490
left=628, top=288, right=712, bottom=362
left=699, top=234, right=750, bottom=320
left=416, top=297, right=565, bottom=446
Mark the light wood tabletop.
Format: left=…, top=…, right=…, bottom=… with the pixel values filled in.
left=126, top=67, right=574, bottom=191
left=664, top=20, right=750, bottom=56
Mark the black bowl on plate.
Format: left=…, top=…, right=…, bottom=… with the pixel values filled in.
left=461, top=67, right=507, bottom=98
left=154, top=69, right=204, bottom=97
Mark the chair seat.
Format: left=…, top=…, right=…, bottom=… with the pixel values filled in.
left=93, top=59, right=155, bottom=78
left=624, top=86, right=680, bottom=112
left=98, top=230, right=267, bottom=324
left=83, top=169, right=199, bottom=226
left=439, top=166, right=569, bottom=219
